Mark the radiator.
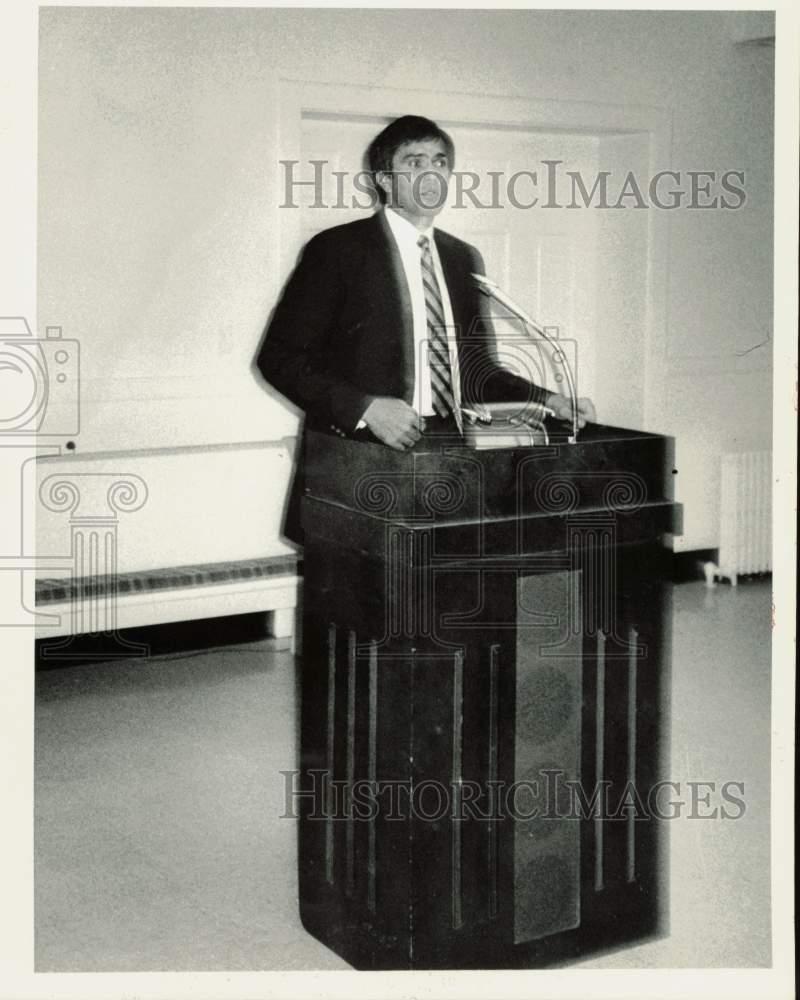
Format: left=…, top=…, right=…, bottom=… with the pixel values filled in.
left=716, top=450, right=772, bottom=584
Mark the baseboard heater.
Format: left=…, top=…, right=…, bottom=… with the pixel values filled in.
left=35, top=553, right=301, bottom=642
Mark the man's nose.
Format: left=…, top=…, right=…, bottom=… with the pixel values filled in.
left=418, top=167, right=448, bottom=188
left=417, top=171, right=448, bottom=204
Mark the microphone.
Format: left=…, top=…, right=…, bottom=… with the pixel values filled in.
left=472, top=273, right=579, bottom=444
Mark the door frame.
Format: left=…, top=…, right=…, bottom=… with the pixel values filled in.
left=274, top=78, right=672, bottom=432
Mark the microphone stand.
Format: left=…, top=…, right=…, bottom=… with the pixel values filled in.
left=472, top=273, right=579, bottom=444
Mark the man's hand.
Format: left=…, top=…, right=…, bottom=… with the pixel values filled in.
left=362, top=397, right=423, bottom=450
left=547, top=393, right=597, bottom=430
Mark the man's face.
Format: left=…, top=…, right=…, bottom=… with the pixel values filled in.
left=378, top=138, right=451, bottom=221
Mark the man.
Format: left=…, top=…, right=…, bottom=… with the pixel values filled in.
left=257, top=115, right=595, bottom=538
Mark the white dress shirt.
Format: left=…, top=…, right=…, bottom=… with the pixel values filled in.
left=383, top=207, right=462, bottom=418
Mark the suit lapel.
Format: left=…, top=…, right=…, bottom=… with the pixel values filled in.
left=434, top=230, right=467, bottom=342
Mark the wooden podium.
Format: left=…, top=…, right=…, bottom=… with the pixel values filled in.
left=296, top=422, right=680, bottom=969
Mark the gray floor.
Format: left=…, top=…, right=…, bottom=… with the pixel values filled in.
left=35, top=579, right=772, bottom=972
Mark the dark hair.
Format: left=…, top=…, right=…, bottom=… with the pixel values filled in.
left=367, top=115, right=455, bottom=203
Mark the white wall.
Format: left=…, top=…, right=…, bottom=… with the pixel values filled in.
left=37, top=8, right=774, bottom=564
left=36, top=442, right=297, bottom=573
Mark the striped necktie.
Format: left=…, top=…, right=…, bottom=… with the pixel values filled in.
left=418, top=235, right=461, bottom=431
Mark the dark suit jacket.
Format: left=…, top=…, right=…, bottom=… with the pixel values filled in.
left=256, top=210, right=548, bottom=541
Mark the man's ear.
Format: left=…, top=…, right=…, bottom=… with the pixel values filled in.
left=375, top=170, right=393, bottom=199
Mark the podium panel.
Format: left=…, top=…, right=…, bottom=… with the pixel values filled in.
left=514, top=570, right=582, bottom=944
